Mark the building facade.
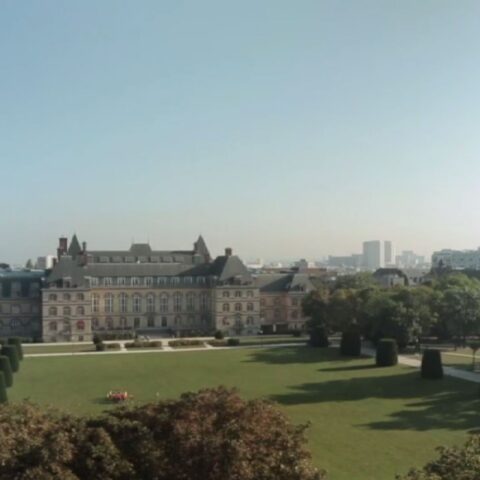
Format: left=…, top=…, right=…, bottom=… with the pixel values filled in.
left=0, top=266, right=44, bottom=340
left=432, top=249, right=480, bottom=270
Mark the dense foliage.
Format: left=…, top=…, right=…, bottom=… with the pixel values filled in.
left=7, top=337, right=23, bottom=360
left=0, top=356, right=13, bottom=388
left=302, top=272, right=480, bottom=349
left=0, top=346, right=19, bottom=373
left=376, top=339, right=398, bottom=367
left=421, top=350, right=443, bottom=379
left=340, top=331, right=361, bottom=356
left=399, top=435, right=480, bottom=480
left=0, top=388, right=324, bottom=480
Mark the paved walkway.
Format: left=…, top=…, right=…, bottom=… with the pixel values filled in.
left=25, top=342, right=306, bottom=358
left=362, top=346, right=480, bottom=384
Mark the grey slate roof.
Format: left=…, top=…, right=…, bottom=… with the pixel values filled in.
left=67, top=235, right=82, bottom=257
left=254, top=273, right=315, bottom=293
left=209, top=255, right=252, bottom=283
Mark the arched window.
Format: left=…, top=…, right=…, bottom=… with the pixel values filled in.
left=235, top=303, right=242, bottom=312
left=145, top=277, right=153, bottom=286
left=247, top=316, right=254, bottom=325
left=247, top=290, right=254, bottom=298
left=77, top=293, right=84, bottom=301
left=247, top=302, right=254, bottom=311
left=104, top=293, right=114, bottom=313
left=120, top=293, right=128, bottom=313
left=48, top=306, right=57, bottom=316
left=222, top=303, right=230, bottom=312
left=147, top=294, right=155, bottom=313
left=92, top=318, right=99, bottom=329
left=76, top=320, right=85, bottom=330
left=63, top=293, right=71, bottom=301
left=173, top=293, right=182, bottom=312
left=77, top=306, right=84, bottom=315
left=222, top=317, right=229, bottom=326
left=160, top=294, right=169, bottom=313
left=63, top=306, right=71, bottom=316
left=222, top=291, right=230, bottom=298
left=174, top=315, right=181, bottom=325
left=235, top=291, right=242, bottom=298
left=106, top=317, right=113, bottom=329
left=186, top=293, right=195, bottom=311
left=92, top=294, right=99, bottom=313
left=133, top=294, right=141, bottom=313
left=49, top=321, right=57, bottom=331
left=200, top=293, right=209, bottom=311
left=49, top=293, right=57, bottom=301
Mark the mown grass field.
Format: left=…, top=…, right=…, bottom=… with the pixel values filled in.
left=10, top=346, right=480, bottom=480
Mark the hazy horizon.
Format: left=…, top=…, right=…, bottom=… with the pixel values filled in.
left=2, top=1, right=480, bottom=264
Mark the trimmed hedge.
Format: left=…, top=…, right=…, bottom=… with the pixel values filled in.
left=0, top=372, right=7, bottom=403
left=227, top=338, right=240, bottom=347
left=421, top=349, right=443, bottom=379
left=168, top=340, right=204, bottom=348
left=106, top=343, right=121, bottom=350
left=309, top=326, right=329, bottom=348
left=208, top=340, right=227, bottom=347
left=7, top=337, right=23, bottom=360
left=0, top=356, right=13, bottom=388
left=340, top=331, right=362, bottom=357
left=95, top=342, right=106, bottom=352
left=1, top=346, right=19, bottom=373
left=376, top=339, right=398, bottom=367
left=125, top=341, right=162, bottom=349
left=214, top=330, right=225, bottom=340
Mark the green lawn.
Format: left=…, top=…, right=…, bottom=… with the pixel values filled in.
left=10, top=347, right=480, bottom=480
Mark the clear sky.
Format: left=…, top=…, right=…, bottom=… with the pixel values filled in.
left=2, top=0, right=480, bottom=264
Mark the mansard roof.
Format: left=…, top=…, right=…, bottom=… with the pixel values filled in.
left=209, top=255, right=252, bottom=284
left=254, top=273, right=315, bottom=293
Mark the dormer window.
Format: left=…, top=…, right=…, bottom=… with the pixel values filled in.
left=103, top=277, right=113, bottom=286
left=145, top=277, right=153, bottom=287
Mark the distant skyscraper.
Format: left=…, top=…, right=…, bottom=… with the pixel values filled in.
left=384, top=241, right=395, bottom=266
left=363, top=240, right=383, bottom=270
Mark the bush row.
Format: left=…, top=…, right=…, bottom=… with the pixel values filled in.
left=95, top=342, right=122, bottom=351
left=168, top=340, right=204, bottom=348
left=125, top=341, right=162, bottom=349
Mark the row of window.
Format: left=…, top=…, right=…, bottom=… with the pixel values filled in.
left=47, top=292, right=85, bottom=301
left=222, top=303, right=255, bottom=312
left=91, top=315, right=210, bottom=329
left=221, top=290, right=255, bottom=298
left=48, top=306, right=85, bottom=316
left=0, top=303, right=40, bottom=314
left=89, top=276, right=208, bottom=287
left=1, top=282, right=41, bottom=298
left=222, top=315, right=256, bottom=326
left=92, top=292, right=210, bottom=314
left=49, top=320, right=85, bottom=331
left=260, top=297, right=300, bottom=306
left=0, top=318, right=34, bottom=328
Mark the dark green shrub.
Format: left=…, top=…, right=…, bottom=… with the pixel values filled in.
left=208, top=340, right=227, bottom=347
left=92, top=334, right=101, bottom=345
left=0, top=372, right=7, bottom=403
left=214, top=330, right=225, bottom=340
left=95, top=341, right=106, bottom=352
left=291, top=330, right=302, bottom=338
left=168, top=340, right=204, bottom=348
left=0, top=356, right=13, bottom=388
left=340, top=331, right=362, bottom=357
left=1, top=346, right=19, bottom=373
left=106, top=343, right=121, bottom=350
left=7, top=337, right=23, bottom=360
left=309, top=325, right=329, bottom=348
left=375, top=338, right=398, bottom=367
left=227, top=338, right=240, bottom=347
left=421, top=349, right=443, bottom=379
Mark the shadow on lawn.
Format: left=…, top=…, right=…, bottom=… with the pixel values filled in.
left=318, top=364, right=377, bottom=372
left=271, top=371, right=480, bottom=432
left=244, top=346, right=348, bottom=365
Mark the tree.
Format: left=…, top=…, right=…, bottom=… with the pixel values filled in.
left=0, top=388, right=324, bottom=480
left=25, top=259, right=33, bottom=269
left=469, top=341, right=480, bottom=370
left=399, top=435, right=480, bottom=480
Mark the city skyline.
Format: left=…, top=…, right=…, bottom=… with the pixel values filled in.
left=3, top=1, right=480, bottom=263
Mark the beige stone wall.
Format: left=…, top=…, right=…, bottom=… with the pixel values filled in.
left=260, top=292, right=308, bottom=332
left=213, top=286, right=261, bottom=336
left=42, top=288, right=91, bottom=342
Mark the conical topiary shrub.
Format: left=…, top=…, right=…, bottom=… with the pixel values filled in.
left=340, top=331, right=362, bottom=357
left=376, top=338, right=398, bottom=367
left=421, top=349, right=443, bottom=379
left=0, top=356, right=13, bottom=388
left=309, top=325, right=330, bottom=348
left=7, top=337, right=23, bottom=360
left=0, top=372, right=7, bottom=403
left=1, top=346, right=19, bottom=373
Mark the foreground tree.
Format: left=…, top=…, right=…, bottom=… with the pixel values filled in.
left=0, top=388, right=324, bottom=480
left=399, top=435, right=480, bottom=480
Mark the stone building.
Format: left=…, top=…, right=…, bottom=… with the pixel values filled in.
left=0, top=266, right=44, bottom=340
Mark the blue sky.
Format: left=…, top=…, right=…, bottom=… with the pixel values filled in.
left=2, top=1, right=480, bottom=263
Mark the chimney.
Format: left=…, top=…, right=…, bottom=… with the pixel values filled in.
left=225, top=248, right=232, bottom=257
left=57, top=237, right=68, bottom=260
left=82, top=241, right=87, bottom=253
